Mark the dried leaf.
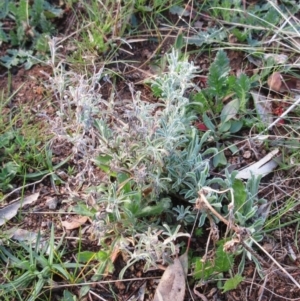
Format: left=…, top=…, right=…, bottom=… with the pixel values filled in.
left=153, top=257, right=186, bottom=301
left=251, top=90, right=273, bottom=126
left=264, top=54, right=288, bottom=64
left=0, top=192, right=39, bottom=226
left=267, top=72, right=282, bottom=92
left=61, top=216, right=88, bottom=230
left=236, top=149, right=280, bottom=179
left=169, top=6, right=190, bottom=17
left=179, top=252, right=188, bottom=277
left=12, top=229, right=38, bottom=242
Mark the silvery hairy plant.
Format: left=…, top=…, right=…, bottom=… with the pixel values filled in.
left=93, top=49, right=218, bottom=220
left=41, top=38, right=105, bottom=183
left=44, top=40, right=270, bottom=276
left=90, top=49, right=224, bottom=274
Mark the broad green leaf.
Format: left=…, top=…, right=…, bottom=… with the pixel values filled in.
left=135, top=202, right=169, bottom=218
left=124, top=191, right=142, bottom=215
left=32, top=0, right=44, bottom=16
left=73, top=203, right=96, bottom=217
left=193, top=91, right=209, bottom=112
left=94, top=154, right=114, bottom=175
left=222, top=274, right=244, bottom=292
left=218, top=121, right=231, bottom=133
left=194, top=242, right=234, bottom=280
left=77, top=250, right=108, bottom=263
left=0, top=25, right=8, bottom=42
left=221, top=99, right=240, bottom=123
left=186, top=28, right=227, bottom=47
left=169, top=5, right=190, bottom=16
left=202, top=113, right=215, bottom=131
left=79, top=286, right=90, bottom=298
left=235, top=211, right=246, bottom=225
left=0, top=53, right=20, bottom=68
left=43, top=2, right=64, bottom=18
left=194, top=258, right=215, bottom=280
left=231, top=28, right=248, bottom=42
left=213, top=151, right=227, bottom=167
left=96, top=250, right=109, bottom=261
left=17, top=0, right=28, bottom=22
left=229, top=120, right=243, bottom=133
left=0, top=0, right=9, bottom=19
left=62, top=290, right=76, bottom=301
left=227, top=143, right=239, bottom=154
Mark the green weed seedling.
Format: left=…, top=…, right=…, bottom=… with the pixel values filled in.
left=0, top=0, right=63, bottom=69
left=86, top=50, right=269, bottom=280
left=192, top=1, right=299, bottom=46
left=193, top=240, right=235, bottom=284
left=194, top=50, right=251, bottom=137
left=194, top=173, right=269, bottom=283
left=76, top=0, right=132, bottom=55
left=0, top=127, right=66, bottom=194
left=133, top=0, right=183, bottom=32
left=0, top=130, right=47, bottom=194
left=81, top=50, right=217, bottom=274
left=24, top=146, right=71, bottom=192
left=192, top=49, right=251, bottom=166
left=0, top=225, right=83, bottom=301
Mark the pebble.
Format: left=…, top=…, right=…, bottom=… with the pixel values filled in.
left=46, top=197, right=58, bottom=210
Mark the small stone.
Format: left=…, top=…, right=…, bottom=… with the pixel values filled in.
left=41, top=221, right=48, bottom=227
left=243, top=150, right=251, bottom=159
left=115, top=281, right=126, bottom=290
left=46, top=197, right=58, bottom=210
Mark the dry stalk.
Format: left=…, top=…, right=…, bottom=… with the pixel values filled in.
left=198, top=187, right=300, bottom=289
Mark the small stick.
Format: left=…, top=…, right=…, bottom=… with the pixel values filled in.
left=255, top=95, right=300, bottom=137
left=250, top=237, right=300, bottom=289
left=197, top=188, right=238, bottom=232
left=199, top=188, right=300, bottom=289
left=1, top=173, right=54, bottom=203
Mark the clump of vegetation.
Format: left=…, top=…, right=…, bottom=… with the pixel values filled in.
left=0, top=0, right=64, bottom=69
left=0, top=88, right=54, bottom=195
left=45, top=46, right=271, bottom=289
left=194, top=50, right=251, bottom=139
left=1, top=0, right=300, bottom=299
